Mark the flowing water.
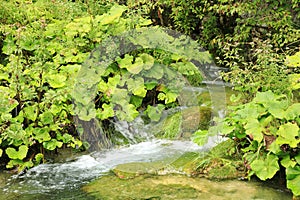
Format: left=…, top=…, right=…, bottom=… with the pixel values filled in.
left=0, top=139, right=210, bottom=200
left=0, top=85, right=292, bottom=199
left=0, top=138, right=292, bottom=200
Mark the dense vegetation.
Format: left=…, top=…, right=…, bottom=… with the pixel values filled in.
left=0, top=0, right=299, bottom=198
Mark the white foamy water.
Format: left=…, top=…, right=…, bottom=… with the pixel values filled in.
left=2, top=139, right=217, bottom=197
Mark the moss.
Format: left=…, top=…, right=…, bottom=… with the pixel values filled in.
left=82, top=174, right=292, bottom=200
left=111, top=141, right=245, bottom=180
left=154, top=106, right=212, bottom=139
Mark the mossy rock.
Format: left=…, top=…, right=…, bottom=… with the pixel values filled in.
left=154, top=106, right=212, bottom=139
left=208, top=139, right=237, bottom=159
left=112, top=140, right=245, bottom=180
left=194, top=139, right=245, bottom=180
left=200, top=157, right=245, bottom=180
left=82, top=174, right=292, bottom=200
left=112, top=152, right=201, bottom=179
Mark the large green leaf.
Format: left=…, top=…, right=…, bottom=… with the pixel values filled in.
left=40, top=111, right=54, bottom=125
left=127, top=57, right=144, bottom=74
left=276, top=122, right=299, bottom=148
left=143, top=63, right=164, bottom=79
left=267, top=100, right=288, bottom=119
left=98, top=5, right=126, bottom=25
left=43, top=139, right=63, bottom=151
left=47, top=74, right=67, bottom=88
left=236, top=103, right=265, bottom=120
left=245, top=119, right=264, bottom=142
left=23, top=105, right=37, bottom=121
left=285, top=103, right=300, bottom=120
left=192, top=130, right=209, bottom=146
left=145, top=104, right=165, bottom=122
left=96, top=103, right=114, bottom=120
left=250, top=154, right=279, bottom=180
left=127, top=77, right=147, bottom=97
left=34, top=127, right=51, bottom=143
left=139, top=53, right=155, bottom=70
left=281, top=155, right=297, bottom=168
left=117, top=54, right=133, bottom=69
left=253, top=91, right=284, bottom=104
left=115, top=100, right=139, bottom=122
left=5, top=145, right=28, bottom=160
left=286, top=165, right=300, bottom=196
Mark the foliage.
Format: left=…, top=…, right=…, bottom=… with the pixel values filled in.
left=73, top=26, right=212, bottom=149
left=204, top=91, right=300, bottom=196
left=0, top=0, right=213, bottom=171
left=0, top=1, right=156, bottom=171
left=120, top=0, right=300, bottom=96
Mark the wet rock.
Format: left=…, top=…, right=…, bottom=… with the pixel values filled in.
left=112, top=152, right=200, bottom=179
left=82, top=174, right=292, bottom=200
left=111, top=140, right=245, bottom=180
left=153, top=106, right=212, bottom=139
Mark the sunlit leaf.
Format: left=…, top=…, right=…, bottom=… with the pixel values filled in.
left=34, top=153, right=44, bottom=165
left=23, top=106, right=37, bottom=121
left=34, top=127, right=51, bottom=143
left=96, top=103, right=114, bottom=120
left=165, top=92, right=178, bottom=104
left=43, top=139, right=63, bottom=151
left=286, top=51, right=300, bottom=67
left=250, top=154, right=279, bottom=180
left=288, top=74, right=300, bottom=90
left=40, top=111, right=54, bottom=125
left=267, top=100, right=288, bottom=119
left=145, top=104, right=165, bottom=122
left=253, top=91, right=284, bottom=105
left=127, top=57, right=144, bottom=74
left=281, top=155, right=297, bottom=168
left=47, top=74, right=67, bottom=88
left=143, top=63, right=164, bottom=79
left=285, top=103, right=300, bottom=120
left=139, top=53, right=155, bottom=70
left=236, top=103, right=265, bottom=120
left=117, top=54, right=133, bottom=69
left=127, top=77, right=147, bottom=97
left=192, top=130, right=209, bottom=146
left=100, top=5, right=126, bottom=25
left=5, top=145, right=28, bottom=160
left=286, top=165, right=300, bottom=196
left=245, top=119, right=264, bottom=142
left=276, top=123, right=299, bottom=148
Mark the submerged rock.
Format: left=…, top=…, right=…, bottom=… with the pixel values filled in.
left=112, top=152, right=200, bottom=179
left=82, top=174, right=292, bottom=200
left=82, top=139, right=291, bottom=199
left=111, top=139, right=245, bottom=180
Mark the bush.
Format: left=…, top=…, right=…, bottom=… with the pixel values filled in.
left=121, top=0, right=300, bottom=96
left=0, top=1, right=152, bottom=171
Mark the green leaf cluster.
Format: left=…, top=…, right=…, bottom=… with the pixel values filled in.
left=123, top=0, right=300, bottom=97
left=210, top=91, right=300, bottom=196
left=0, top=0, right=210, bottom=171
left=0, top=1, right=151, bottom=171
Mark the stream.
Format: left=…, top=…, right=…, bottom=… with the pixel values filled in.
left=0, top=84, right=293, bottom=199
left=0, top=138, right=292, bottom=199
